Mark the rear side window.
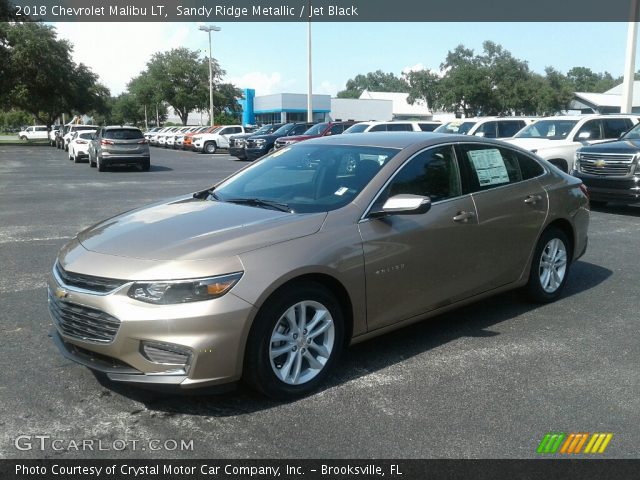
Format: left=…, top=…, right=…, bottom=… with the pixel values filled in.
left=497, top=120, right=525, bottom=138
left=474, top=121, right=498, bottom=138
left=387, top=123, right=413, bottom=131
left=418, top=123, right=439, bottom=132
left=603, top=118, right=632, bottom=138
left=329, top=124, right=345, bottom=135
left=458, top=144, right=542, bottom=192
left=369, top=124, right=388, bottom=132
left=103, top=129, right=143, bottom=140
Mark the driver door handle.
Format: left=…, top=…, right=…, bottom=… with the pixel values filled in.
left=524, top=194, right=542, bottom=205
left=453, top=211, right=475, bottom=223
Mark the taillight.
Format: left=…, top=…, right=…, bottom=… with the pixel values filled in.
left=77, top=140, right=87, bottom=144
left=579, top=183, right=589, bottom=198
left=138, top=139, right=148, bottom=144
left=101, top=139, right=114, bottom=145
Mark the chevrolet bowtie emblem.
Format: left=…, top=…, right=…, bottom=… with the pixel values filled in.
left=55, top=287, right=69, bottom=299
left=594, top=160, right=607, bottom=167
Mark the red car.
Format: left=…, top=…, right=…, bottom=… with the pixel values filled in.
left=273, top=121, right=357, bottom=150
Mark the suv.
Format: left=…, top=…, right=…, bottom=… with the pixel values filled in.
left=273, top=121, right=357, bottom=150
left=343, top=121, right=441, bottom=134
left=573, top=120, right=640, bottom=205
left=88, top=126, right=150, bottom=172
left=245, top=122, right=315, bottom=160
left=505, top=115, right=639, bottom=173
left=434, top=117, right=534, bottom=138
left=229, top=124, right=284, bottom=160
left=192, top=125, right=246, bottom=154
left=18, top=125, right=48, bottom=141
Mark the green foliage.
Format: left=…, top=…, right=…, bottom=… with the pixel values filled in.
left=0, top=109, right=32, bottom=131
left=337, top=70, right=410, bottom=98
left=566, top=67, right=618, bottom=93
left=214, top=112, right=241, bottom=125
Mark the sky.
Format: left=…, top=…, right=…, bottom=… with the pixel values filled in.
left=52, top=22, right=640, bottom=98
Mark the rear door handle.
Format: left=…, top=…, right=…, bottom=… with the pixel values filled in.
left=453, top=211, right=475, bottom=222
left=524, top=194, right=542, bottom=205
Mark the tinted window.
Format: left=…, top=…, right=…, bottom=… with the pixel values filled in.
left=459, top=144, right=540, bottom=192
left=575, top=120, right=602, bottom=140
left=36, top=126, right=47, bottom=132
left=78, top=132, right=94, bottom=140
left=603, top=118, right=632, bottom=138
left=434, top=121, right=477, bottom=134
left=304, top=123, right=329, bottom=135
left=369, top=124, right=387, bottom=132
left=291, top=125, right=309, bottom=135
left=103, top=129, right=143, bottom=140
left=343, top=124, right=370, bottom=134
left=374, top=145, right=461, bottom=207
left=387, top=123, right=413, bottom=131
left=515, top=120, right=578, bottom=139
left=497, top=120, right=525, bottom=137
left=418, top=123, right=439, bottom=132
left=474, top=121, right=497, bottom=138
left=328, top=124, right=345, bottom=135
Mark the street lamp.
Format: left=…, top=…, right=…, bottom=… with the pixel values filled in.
left=199, top=24, right=221, bottom=126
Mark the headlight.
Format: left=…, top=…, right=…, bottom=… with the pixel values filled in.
left=254, top=139, right=266, bottom=145
left=284, top=139, right=298, bottom=145
left=235, top=139, right=245, bottom=146
left=128, top=272, right=243, bottom=304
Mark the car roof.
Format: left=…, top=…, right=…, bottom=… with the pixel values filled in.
left=104, top=125, right=142, bottom=130
left=300, top=131, right=471, bottom=149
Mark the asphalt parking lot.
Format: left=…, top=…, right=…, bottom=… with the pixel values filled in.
left=1, top=144, right=639, bottom=459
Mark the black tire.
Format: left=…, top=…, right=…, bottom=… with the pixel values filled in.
left=204, top=142, right=217, bottom=154
left=20, top=136, right=27, bottom=141
left=140, top=159, right=150, bottom=171
left=244, top=282, right=344, bottom=399
left=97, top=156, right=106, bottom=172
left=525, top=227, right=571, bottom=303
left=89, top=154, right=96, bottom=168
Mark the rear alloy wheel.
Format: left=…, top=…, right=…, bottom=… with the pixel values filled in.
left=244, top=282, right=344, bottom=399
left=204, top=142, right=217, bottom=154
left=526, top=227, right=571, bottom=303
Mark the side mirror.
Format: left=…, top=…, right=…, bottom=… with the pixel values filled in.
left=370, top=194, right=432, bottom=218
left=577, top=131, right=591, bottom=140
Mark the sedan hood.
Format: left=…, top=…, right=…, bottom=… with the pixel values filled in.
left=78, top=196, right=326, bottom=261
left=505, top=138, right=575, bottom=151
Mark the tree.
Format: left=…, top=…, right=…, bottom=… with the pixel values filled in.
left=212, top=82, right=243, bottom=116
left=566, top=67, right=618, bottom=93
left=2, top=22, right=108, bottom=128
left=145, top=48, right=220, bottom=125
left=337, top=70, right=410, bottom=98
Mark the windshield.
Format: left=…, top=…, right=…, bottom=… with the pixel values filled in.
left=620, top=122, right=640, bottom=139
left=271, top=123, right=295, bottom=136
left=303, top=123, right=329, bottom=136
left=343, top=124, right=369, bottom=134
left=514, top=119, right=578, bottom=139
left=434, top=121, right=477, bottom=134
left=212, top=144, right=399, bottom=213
left=253, top=125, right=273, bottom=135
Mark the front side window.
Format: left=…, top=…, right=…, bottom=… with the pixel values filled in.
left=497, top=120, right=525, bottom=138
left=474, top=121, right=497, bottom=138
left=304, top=123, right=329, bottom=136
left=372, top=145, right=461, bottom=210
left=343, top=123, right=370, bottom=134
left=387, top=123, right=413, bottom=132
left=213, top=144, right=399, bottom=213
left=575, top=120, right=602, bottom=141
left=459, top=144, right=542, bottom=192
left=514, top=120, right=578, bottom=139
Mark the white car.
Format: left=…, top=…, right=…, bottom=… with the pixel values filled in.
left=343, top=121, right=441, bottom=133
left=68, top=130, right=96, bottom=163
left=148, top=127, right=174, bottom=146
left=62, top=125, right=98, bottom=151
left=434, top=117, right=536, bottom=138
left=192, top=125, right=245, bottom=153
left=505, top=115, right=639, bottom=173
left=167, top=126, right=192, bottom=148
left=18, top=125, right=48, bottom=140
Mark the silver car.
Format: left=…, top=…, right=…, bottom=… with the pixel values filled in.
left=88, top=126, right=151, bottom=172
left=49, top=133, right=589, bottom=398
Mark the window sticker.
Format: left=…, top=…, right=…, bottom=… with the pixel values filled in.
left=335, top=187, right=349, bottom=196
left=467, top=149, right=509, bottom=186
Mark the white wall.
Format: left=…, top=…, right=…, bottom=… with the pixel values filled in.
left=328, top=98, right=393, bottom=122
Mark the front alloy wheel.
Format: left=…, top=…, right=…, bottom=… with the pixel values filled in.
left=204, top=142, right=217, bottom=154
left=269, top=301, right=335, bottom=386
left=245, top=282, right=344, bottom=399
left=539, top=238, right=567, bottom=293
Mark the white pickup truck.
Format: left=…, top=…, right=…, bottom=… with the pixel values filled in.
left=505, top=114, right=639, bottom=173
left=192, top=125, right=246, bottom=154
left=18, top=125, right=48, bottom=141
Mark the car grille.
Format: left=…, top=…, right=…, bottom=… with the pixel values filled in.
left=579, top=153, right=636, bottom=163
left=48, top=290, right=121, bottom=343
left=55, top=263, right=126, bottom=293
left=245, top=139, right=258, bottom=148
left=580, top=163, right=633, bottom=176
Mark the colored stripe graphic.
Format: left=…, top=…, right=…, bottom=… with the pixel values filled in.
left=538, top=433, right=613, bottom=454
left=537, top=433, right=565, bottom=454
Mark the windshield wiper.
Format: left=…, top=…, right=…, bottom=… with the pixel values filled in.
left=193, top=187, right=219, bottom=200
left=225, top=197, right=292, bottom=213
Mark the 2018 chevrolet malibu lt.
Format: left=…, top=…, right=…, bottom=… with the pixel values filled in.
left=49, top=133, right=589, bottom=398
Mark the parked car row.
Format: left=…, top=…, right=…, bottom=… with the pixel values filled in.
left=48, top=125, right=151, bottom=172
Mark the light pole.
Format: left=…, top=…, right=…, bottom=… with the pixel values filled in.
left=307, top=4, right=313, bottom=122
left=199, top=24, right=221, bottom=126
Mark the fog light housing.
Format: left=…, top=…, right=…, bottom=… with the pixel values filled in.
left=140, top=341, right=192, bottom=374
